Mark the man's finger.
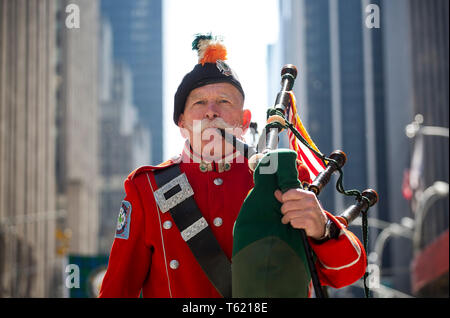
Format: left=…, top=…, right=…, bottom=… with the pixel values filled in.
left=281, top=188, right=312, bottom=201
left=280, top=200, right=302, bottom=214
left=274, top=189, right=283, bottom=203
left=281, top=209, right=310, bottom=224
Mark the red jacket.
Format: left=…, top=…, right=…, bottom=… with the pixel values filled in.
left=99, top=144, right=367, bottom=298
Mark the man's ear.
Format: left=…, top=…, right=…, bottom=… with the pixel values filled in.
left=177, top=114, right=185, bottom=128
left=178, top=114, right=190, bottom=139
left=242, top=109, right=252, bottom=132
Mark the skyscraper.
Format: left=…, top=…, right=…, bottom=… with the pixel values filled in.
left=55, top=0, right=101, bottom=256
left=0, top=0, right=59, bottom=297
left=98, top=19, right=151, bottom=253
left=407, top=0, right=449, bottom=297
left=100, top=0, right=162, bottom=164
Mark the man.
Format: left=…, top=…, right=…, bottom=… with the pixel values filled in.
left=99, top=34, right=366, bottom=298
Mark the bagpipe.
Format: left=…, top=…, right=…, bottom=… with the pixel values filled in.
left=220, top=65, right=378, bottom=298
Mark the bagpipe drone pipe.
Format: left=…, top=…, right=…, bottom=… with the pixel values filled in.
left=218, top=65, right=378, bottom=298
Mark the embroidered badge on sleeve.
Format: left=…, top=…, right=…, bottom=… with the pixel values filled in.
left=115, top=200, right=132, bottom=239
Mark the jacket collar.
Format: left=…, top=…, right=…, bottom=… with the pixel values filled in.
left=180, top=140, right=247, bottom=173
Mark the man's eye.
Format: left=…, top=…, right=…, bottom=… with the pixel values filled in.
left=194, top=100, right=206, bottom=105
left=219, top=99, right=230, bottom=104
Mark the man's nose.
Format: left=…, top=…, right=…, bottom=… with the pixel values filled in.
left=204, top=101, right=220, bottom=119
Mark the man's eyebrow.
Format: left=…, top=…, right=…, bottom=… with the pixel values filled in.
left=217, top=94, right=233, bottom=99
left=187, top=91, right=240, bottom=101
left=187, top=94, right=205, bottom=102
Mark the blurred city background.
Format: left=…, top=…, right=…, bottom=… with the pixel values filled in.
left=0, top=0, right=448, bottom=298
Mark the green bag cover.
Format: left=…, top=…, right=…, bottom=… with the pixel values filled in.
left=232, top=149, right=311, bottom=297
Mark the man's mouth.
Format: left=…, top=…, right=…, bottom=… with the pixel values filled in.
left=195, top=118, right=234, bottom=132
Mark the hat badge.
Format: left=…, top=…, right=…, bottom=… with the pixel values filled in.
left=216, top=59, right=233, bottom=77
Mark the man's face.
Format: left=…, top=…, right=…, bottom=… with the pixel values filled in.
left=178, top=82, right=250, bottom=160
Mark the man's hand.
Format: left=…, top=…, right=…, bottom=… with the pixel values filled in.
left=274, top=188, right=328, bottom=240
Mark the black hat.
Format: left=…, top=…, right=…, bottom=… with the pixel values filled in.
left=173, top=34, right=245, bottom=125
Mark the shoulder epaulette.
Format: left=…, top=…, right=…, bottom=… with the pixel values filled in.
left=128, top=155, right=182, bottom=180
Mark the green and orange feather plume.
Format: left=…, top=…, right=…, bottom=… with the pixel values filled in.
left=192, top=33, right=228, bottom=65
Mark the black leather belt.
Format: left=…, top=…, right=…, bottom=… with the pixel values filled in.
left=153, top=164, right=231, bottom=297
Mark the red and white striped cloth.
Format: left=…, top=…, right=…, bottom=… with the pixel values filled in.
left=286, top=92, right=326, bottom=181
